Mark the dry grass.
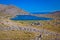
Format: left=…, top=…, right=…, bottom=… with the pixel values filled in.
left=0, top=30, right=37, bottom=40
left=14, top=20, right=60, bottom=33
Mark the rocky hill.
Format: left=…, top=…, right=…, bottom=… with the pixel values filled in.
left=31, top=11, right=60, bottom=19
left=0, top=4, right=29, bottom=17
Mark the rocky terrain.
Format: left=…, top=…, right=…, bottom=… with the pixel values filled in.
left=31, top=11, right=60, bottom=19
left=0, top=4, right=29, bottom=16
left=0, top=4, right=60, bottom=40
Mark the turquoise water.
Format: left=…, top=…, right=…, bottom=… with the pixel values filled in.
left=10, top=15, right=53, bottom=20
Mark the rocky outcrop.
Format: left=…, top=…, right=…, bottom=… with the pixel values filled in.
left=0, top=4, right=29, bottom=16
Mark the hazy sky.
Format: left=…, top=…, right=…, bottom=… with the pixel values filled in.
left=0, top=0, right=60, bottom=12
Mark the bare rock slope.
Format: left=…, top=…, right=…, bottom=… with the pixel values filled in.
left=0, top=4, right=29, bottom=16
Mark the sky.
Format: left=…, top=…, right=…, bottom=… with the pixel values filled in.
left=0, top=0, right=60, bottom=12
